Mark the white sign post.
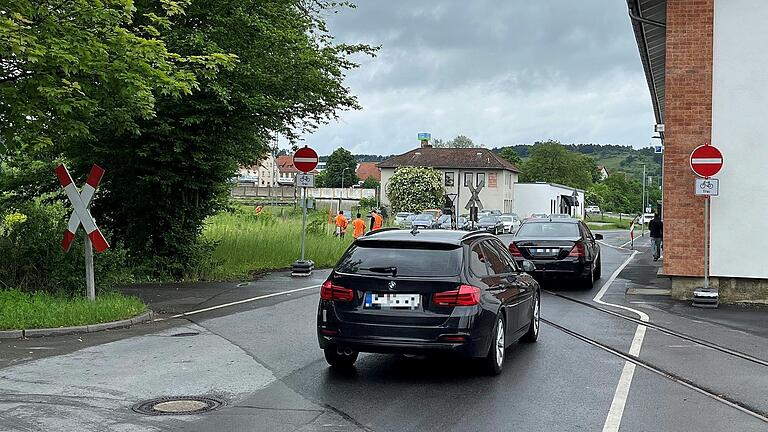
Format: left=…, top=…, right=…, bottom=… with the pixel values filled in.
left=695, top=178, right=719, bottom=196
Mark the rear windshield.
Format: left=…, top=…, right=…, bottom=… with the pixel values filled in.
left=479, top=217, right=497, bottom=223
left=517, top=222, right=580, bottom=238
left=336, top=242, right=462, bottom=277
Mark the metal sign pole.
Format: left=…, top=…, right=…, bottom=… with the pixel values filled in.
left=703, top=195, right=710, bottom=290
left=300, top=186, right=307, bottom=261
left=641, top=164, right=646, bottom=238
left=84, top=236, right=95, bottom=301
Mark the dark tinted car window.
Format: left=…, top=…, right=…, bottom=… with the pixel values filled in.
left=516, top=222, right=580, bottom=238
left=488, top=238, right=517, bottom=272
left=336, top=242, right=461, bottom=277
left=581, top=223, right=594, bottom=241
left=481, top=242, right=510, bottom=275
left=469, top=242, right=490, bottom=276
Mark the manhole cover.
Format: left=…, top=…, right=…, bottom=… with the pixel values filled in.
left=133, top=396, right=224, bottom=416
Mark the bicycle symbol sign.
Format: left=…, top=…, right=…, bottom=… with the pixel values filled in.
left=695, top=178, right=719, bottom=196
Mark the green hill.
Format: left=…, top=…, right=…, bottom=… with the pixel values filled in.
left=495, top=143, right=662, bottom=184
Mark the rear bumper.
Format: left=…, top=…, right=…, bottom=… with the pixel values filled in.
left=518, top=258, right=591, bottom=280
left=317, top=304, right=492, bottom=358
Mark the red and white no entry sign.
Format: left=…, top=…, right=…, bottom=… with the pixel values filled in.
left=690, top=144, right=723, bottom=178
left=55, top=164, right=110, bottom=253
left=293, top=146, right=319, bottom=173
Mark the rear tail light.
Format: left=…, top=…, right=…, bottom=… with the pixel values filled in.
left=439, top=335, right=467, bottom=342
left=432, top=285, right=481, bottom=306
left=320, top=280, right=354, bottom=302
left=568, top=242, right=586, bottom=257
left=509, top=242, right=522, bottom=257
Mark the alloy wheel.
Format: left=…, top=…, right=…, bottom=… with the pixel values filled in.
left=495, top=319, right=505, bottom=367
left=533, top=294, right=540, bottom=335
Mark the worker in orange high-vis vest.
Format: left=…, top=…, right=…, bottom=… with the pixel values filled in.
left=370, top=210, right=383, bottom=231
left=351, top=213, right=366, bottom=238
left=334, top=211, right=348, bottom=237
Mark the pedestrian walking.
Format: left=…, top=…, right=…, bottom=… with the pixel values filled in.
left=649, top=213, right=663, bottom=261
left=351, top=213, right=366, bottom=238
left=334, top=211, right=348, bottom=238
left=369, top=209, right=383, bottom=231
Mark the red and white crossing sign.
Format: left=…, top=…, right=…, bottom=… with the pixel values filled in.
left=55, top=164, right=110, bottom=253
left=293, top=146, right=319, bottom=173
left=690, top=144, right=723, bottom=178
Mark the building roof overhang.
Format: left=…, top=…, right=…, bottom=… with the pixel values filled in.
left=627, top=0, right=667, bottom=126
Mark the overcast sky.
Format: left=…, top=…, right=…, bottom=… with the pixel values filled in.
left=298, top=1, right=656, bottom=156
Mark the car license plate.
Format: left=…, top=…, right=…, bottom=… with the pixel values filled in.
left=364, top=293, right=420, bottom=310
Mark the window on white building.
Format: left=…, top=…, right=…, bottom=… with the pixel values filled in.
left=445, top=172, right=455, bottom=187
left=464, top=172, right=473, bottom=187
left=476, top=172, right=485, bottom=187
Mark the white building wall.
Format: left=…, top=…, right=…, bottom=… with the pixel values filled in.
left=710, top=0, right=768, bottom=278
left=512, top=183, right=584, bottom=219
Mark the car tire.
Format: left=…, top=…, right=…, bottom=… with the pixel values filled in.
left=484, top=315, right=505, bottom=375
left=594, top=257, right=602, bottom=280
left=520, top=290, right=540, bottom=343
left=581, top=266, right=595, bottom=289
left=324, top=346, right=359, bottom=368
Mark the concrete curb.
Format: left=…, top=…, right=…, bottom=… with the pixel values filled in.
left=0, top=311, right=154, bottom=340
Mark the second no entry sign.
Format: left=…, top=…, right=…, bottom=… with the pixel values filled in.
left=690, top=145, right=723, bottom=177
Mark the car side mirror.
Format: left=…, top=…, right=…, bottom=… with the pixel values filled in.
left=521, top=260, right=535, bottom=272
left=594, top=233, right=604, bottom=240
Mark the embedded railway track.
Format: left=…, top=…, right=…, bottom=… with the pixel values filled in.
left=540, top=290, right=768, bottom=424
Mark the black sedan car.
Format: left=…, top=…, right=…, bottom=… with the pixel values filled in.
left=505, top=218, right=602, bottom=288
left=317, top=229, right=541, bottom=375
left=477, top=215, right=504, bottom=234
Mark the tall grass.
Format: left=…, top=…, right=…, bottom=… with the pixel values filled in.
left=585, top=214, right=633, bottom=230
left=190, top=207, right=355, bottom=280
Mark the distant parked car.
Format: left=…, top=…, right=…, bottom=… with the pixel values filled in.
left=526, top=213, right=549, bottom=221
left=411, top=213, right=436, bottom=230
left=401, top=214, right=418, bottom=228
left=486, top=209, right=502, bottom=216
left=499, top=214, right=521, bottom=233
left=477, top=216, right=504, bottom=235
left=549, top=213, right=572, bottom=219
left=394, top=212, right=414, bottom=226
left=586, top=206, right=601, bottom=213
left=421, top=209, right=442, bottom=219
left=435, top=214, right=452, bottom=229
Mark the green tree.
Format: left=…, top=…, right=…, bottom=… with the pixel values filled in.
left=498, top=147, right=522, bottom=167
left=386, top=167, right=443, bottom=213
left=324, top=148, right=359, bottom=188
left=362, top=176, right=380, bottom=189
left=520, top=141, right=595, bottom=190
left=433, top=135, right=481, bottom=148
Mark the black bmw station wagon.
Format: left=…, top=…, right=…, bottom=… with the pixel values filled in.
left=317, top=229, right=541, bottom=375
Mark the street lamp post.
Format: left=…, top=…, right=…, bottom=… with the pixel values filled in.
left=340, top=167, right=350, bottom=213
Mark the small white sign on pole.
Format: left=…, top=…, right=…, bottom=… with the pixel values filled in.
left=695, top=178, right=719, bottom=196
left=296, top=173, right=315, bottom=188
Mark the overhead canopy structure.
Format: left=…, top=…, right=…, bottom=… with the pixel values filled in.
left=626, top=0, right=667, bottom=124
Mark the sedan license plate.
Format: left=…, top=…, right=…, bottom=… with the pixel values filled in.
left=364, top=293, right=420, bottom=310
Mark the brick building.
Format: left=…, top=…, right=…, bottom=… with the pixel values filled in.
left=627, top=0, right=768, bottom=300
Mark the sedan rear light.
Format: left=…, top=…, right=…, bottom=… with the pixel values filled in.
left=568, top=242, right=586, bottom=257
left=509, top=243, right=523, bottom=257
left=320, top=280, right=354, bottom=302
left=432, top=285, right=481, bottom=306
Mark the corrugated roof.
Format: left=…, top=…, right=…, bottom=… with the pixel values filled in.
left=377, top=147, right=520, bottom=172
left=627, top=0, right=667, bottom=124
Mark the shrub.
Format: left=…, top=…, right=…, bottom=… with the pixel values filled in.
left=385, top=167, right=443, bottom=213
left=0, top=201, right=133, bottom=295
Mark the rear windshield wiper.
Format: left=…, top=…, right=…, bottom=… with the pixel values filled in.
left=361, top=266, right=398, bottom=276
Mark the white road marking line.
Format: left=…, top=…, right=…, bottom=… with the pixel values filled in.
left=593, top=250, right=649, bottom=432
left=598, top=240, right=633, bottom=252
left=154, top=284, right=321, bottom=321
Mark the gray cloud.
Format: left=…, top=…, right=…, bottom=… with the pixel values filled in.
left=299, top=0, right=657, bottom=155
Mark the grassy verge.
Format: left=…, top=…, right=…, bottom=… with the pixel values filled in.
left=0, top=290, right=146, bottom=330
left=190, top=208, right=355, bottom=280
left=585, top=214, right=633, bottom=230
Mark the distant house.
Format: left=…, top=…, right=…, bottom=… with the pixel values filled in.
left=513, top=182, right=585, bottom=219
left=597, top=165, right=609, bottom=180
left=276, top=155, right=318, bottom=185
left=378, top=144, right=520, bottom=213
left=238, top=154, right=276, bottom=186
left=355, top=162, right=381, bottom=182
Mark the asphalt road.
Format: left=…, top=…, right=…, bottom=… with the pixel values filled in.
left=1, top=230, right=767, bottom=431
